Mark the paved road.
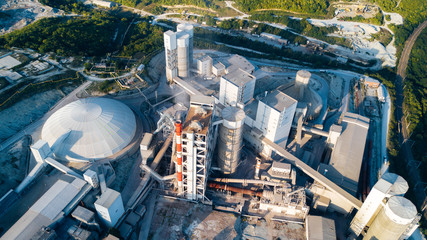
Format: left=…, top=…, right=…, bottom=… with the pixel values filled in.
left=0, top=81, right=92, bottom=152
left=394, top=20, right=427, bottom=208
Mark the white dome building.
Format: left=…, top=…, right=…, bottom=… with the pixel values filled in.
left=41, top=98, right=137, bottom=161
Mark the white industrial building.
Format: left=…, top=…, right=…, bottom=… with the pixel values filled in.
left=41, top=98, right=137, bottom=162
left=2, top=177, right=90, bottom=240
left=318, top=112, right=370, bottom=196
left=179, top=95, right=216, bottom=201
left=219, top=68, right=256, bottom=106
left=94, top=188, right=125, bottom=228
left=164, top=24, right=194, bottom=81
left=197, top=56, right=212, bottom=76
left=251, top=90, right=297, bottom=157
left=0, top=55, right=21, bottom=69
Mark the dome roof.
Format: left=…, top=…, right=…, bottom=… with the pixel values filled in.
left=41, top=98, right=136, bottom=161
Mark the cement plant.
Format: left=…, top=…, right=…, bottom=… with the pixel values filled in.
left=0, top=21, right=422, bottom=240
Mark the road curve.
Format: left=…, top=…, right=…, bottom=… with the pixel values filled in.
left=396, top=20, right=427, bottom=141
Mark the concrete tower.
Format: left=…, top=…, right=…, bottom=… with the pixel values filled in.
left=177, top=34, right=190, bottom=78
left=177, top=24, right=194, bottom=66
left=164, top=30, right=177, bottom=81
left=254, top=90, right=297, bottom=156
left=217, top=106, right=245, bottom=174
left=295, top=70, right=311, bottom=99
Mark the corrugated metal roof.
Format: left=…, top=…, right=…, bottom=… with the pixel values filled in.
left=328, top=112, right=369, bottom=196
left=2, top=178, right=87, bottom=240
left=306, top=215, right=336, bottom=240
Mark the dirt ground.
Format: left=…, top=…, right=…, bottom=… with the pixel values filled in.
left=149, top=196, right=306, bottom=240
left=0, top=0, right=63, bottom=35
left=0, top=86, right=75, bottom=142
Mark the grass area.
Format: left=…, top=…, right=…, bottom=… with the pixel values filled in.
left=370, top=28, right=393, bottom=46
left=251, top=7, right=335, bottom=19
left=0, top=77, right=10, bottom=91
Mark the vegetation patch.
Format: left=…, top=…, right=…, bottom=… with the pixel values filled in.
left=0, top=14, right=119, bottom=56
left=234, top=0, right=329, bottom=15
left=0, top=77, right=10, bottom=91
left=340, top=11, right=384, bottom=25
left=370, top=28, right=393, bottom=46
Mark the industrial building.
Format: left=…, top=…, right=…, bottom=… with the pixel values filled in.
left=318, top=112, right=370, bottom=196
left=163, top=24, right=194, bottom=81
left=349, top=173, right=420, bottom=239
left=196, top=55, right=212, bottom=76
left=219, top=68, right=256, bottom=106
left=2, top=177, right=90, bottom=240
left=178, top=95, right=217, bottom=201
left=94, top=188, right=125, bottom=228
left=41, top=97, right=137, bottom=162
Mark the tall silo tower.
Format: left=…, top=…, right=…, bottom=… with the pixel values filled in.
left=363, top=196, right=418, bottom=240
left=295, top=70, right=311, bottom=99
left=217, top=106, right=245, bottom=174
left=177, top=34, right=190, bottom=78
left=177, top=24, right=194, bottom=66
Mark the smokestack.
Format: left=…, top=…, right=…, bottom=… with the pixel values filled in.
left=255, top=158, right=261, bottom=179
left=175, top=120, right=183, bottom=192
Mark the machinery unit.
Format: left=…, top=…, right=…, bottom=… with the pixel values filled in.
left=94, top=188, right=125, bottom=228
left=363, top=196, right=418, bottom=240
left=217, top=106, right=245, bottom=174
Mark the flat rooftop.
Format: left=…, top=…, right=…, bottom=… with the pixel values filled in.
left=261, top=90, right=297, bottom=112
left=222, top=68, right=256, bottom=87
left=227, top=54, right=255, bottom=73
left=327, top=112, right=370, bottom=196
left=182, top=97, right=214, bottom=135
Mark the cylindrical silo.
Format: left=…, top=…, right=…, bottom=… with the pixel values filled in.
left=295, top=70, right=311, bottom=99
left=217, top=106, right=245, bottom=174
left=382, top=172, right=409, bottom=196
left=177, top=34, right=190, bottom=78
left=363, top=196, right=417, bottom=240
left=177, top=24, right=193, bottom=66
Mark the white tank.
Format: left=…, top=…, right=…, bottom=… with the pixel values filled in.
left=177, top=34, right=190, bottom=78
left=177, top=24, right=193, bottom=66
left=382, top=172, right=409, bottom=196
left=295, top=70, right=311, bottom=99
left=363, top=196, right=417, bottom=240
left=217, top=106, right=245, bottom=174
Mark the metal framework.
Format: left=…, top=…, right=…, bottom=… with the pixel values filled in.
left=180, top=98, right=216, bottom=201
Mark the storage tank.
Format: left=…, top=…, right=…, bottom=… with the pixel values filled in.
left=382, top=172, right=409, bottom=196
left=363, top=196, right=417, bottom=240
left=217, top=106, right=245, bottom=174
left=177, top=34, right=190, bottom=78
left=177, top=24, right=193, bottom=66
left=295, top=70, right=311, bottom=99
